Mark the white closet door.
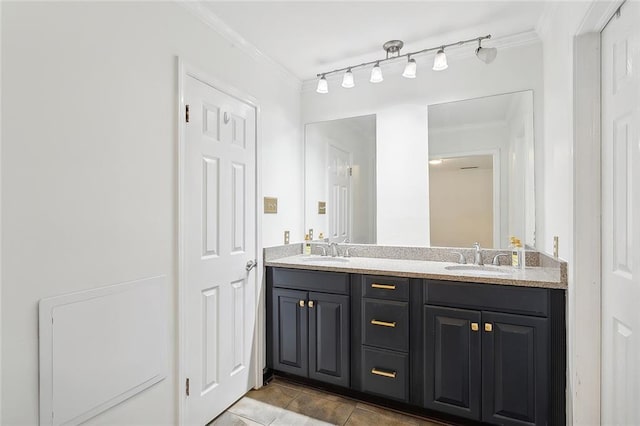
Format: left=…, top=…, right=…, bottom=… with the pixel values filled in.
left=601, top=2, right=640, bottom=424
left=183, top=75, right=257, bottom=425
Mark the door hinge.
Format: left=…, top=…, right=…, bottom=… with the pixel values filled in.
left=185, top=104, right=190, bottom=123
left=185, top=378, right=190, bottom=396
left=348, top=167, right=353, bottom=177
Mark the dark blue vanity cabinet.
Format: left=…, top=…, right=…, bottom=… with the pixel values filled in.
left=266, top=267, right=565, bottom=426
left=424, top=281, right=553, bottom=425
left=268, top=268, right=351, bottom=387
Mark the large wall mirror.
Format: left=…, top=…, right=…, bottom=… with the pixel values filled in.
left=429, top=91, right=535, bottom=248
left=304, top=115, right=377, bottom=243
left=304, top=90, right=535, bottom=249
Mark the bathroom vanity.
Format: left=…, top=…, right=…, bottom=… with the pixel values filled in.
left=264, top=247, right=566, bottom=426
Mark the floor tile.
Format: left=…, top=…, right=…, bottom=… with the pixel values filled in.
left=346, top=408, right=408, bottom=426
left=286, top=393, right=356, bottom=425
left=354, top=403, right=447, bottom=426
left=270, top=410, right=335, bottom=426
left=246, top=382, right=300, bottom=408
left=300, top=386, right=356, bottom=404
left=228, top=396, right=284, bottom=425
left=209, top=411, right=264, bottom=426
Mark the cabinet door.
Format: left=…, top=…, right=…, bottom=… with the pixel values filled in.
left=272, top=288, right=308, bottom=376
left=482, top=312, right=548, bottom=426
left=424, top=306, right=481, bottom=420
left=308, top=292, right=350, bottom=387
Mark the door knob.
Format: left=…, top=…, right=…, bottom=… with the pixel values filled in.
left=245, top=259, right=257, bottom=272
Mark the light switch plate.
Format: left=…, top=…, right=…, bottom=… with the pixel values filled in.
left=318, top=201, right=326, bottom=215
left=284, top=231, right=290, bottom=245
left=264, top=197, right=277, bottom=214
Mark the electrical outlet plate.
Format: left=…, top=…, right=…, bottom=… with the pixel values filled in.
left=553, top=236, right=559, bottom=258
left=264, top=197, right=277, bottom=214
left=284, top=231, right=290, bottom=245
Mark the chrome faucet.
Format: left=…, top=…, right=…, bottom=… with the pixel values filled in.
left=492, top=253, right=511, bottom=266
left=329, top=242, right=339, bottom=257
left=473, top=242, right=483, bottom=265
left=451, top=251, right=467, bottom=264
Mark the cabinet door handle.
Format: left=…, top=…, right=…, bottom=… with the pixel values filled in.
left=299, top=300, right=305, bottom=307
left=371, top=283, right=396, bottom=290
left=308, top=300, right=314, bottom=308
left=371, top=368, right=397, bottom=379
left=471, top=322, right=479, bottom=332
left=370, top=319, right=396, bottom=328
left=485, top=323, right=493, bottom=332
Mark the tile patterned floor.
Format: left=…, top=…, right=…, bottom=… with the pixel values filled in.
left=209, top=378, right=451, bottom=426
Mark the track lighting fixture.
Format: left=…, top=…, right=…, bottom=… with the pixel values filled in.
left=402, top=56, right=417, bottom=78
left=370, top=62, right=383, bottom=83
left=314, top=34, right=495, bottom=93
left=432, top=48, right=448, bottom=71
left=342, top=68, right=355, bottom=88
left=316, top=74, right=328, bottom=94
left=475, top=39, right=498, bottom=64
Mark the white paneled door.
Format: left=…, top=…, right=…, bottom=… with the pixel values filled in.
left=328, top=144, right=351, bottom=243
left=601, top=2, right=640, bottom=424
left=183, top=75, right=257, bottom=425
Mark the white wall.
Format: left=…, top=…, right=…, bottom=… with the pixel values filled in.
left=1, top=2, right=301, bottom=424
left=537, top=2, right=602, bottom=424
left=302, top=42, right=544, bottom=247
left=377, top=105, right=430, bottom=245
left=0, top=0, right=3, bottom=420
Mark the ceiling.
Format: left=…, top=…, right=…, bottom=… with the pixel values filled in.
left=202, top=1, right=547, bottom=81
left=430, top=155, right=494, bottom=171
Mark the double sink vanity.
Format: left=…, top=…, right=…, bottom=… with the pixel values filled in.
left=264, top=243, right=566, bottom=426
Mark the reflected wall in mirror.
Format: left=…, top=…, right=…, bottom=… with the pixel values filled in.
left=428, top=91, right=535, bottom=248
left=305, top=115, right=376, bottom=243
left=303, top=91, right=535, bottom=249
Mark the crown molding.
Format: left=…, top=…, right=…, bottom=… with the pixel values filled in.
left=301, top=30, right=541, bottom=92
left=429, top=120, right=508, bottom=136
left=178, top=1, right=302, bottom=90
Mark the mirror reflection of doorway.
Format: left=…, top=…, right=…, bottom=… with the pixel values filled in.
left=429, top=154, right=496, bottom=248
left=328, top=144, right=351, bottom=243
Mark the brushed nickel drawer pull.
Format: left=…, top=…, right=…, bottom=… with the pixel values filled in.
left=371, top=368, right=397, bottom=379
left=371, top=283, right=396, bottom=290
left=371, top=319, right=396, bottom=328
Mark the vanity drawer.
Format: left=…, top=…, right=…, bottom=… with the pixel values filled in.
left=363, top=299, right=409, bottom=352
left=425, top=280, right=549, bottom=317
left=362, top=346, right=409, bottom=402
left=271, top=268, right=349, bottom=295
left=362, top=275, right=409, bottom=301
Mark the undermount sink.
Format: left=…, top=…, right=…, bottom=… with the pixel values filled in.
left=444, top=265, right=511, bottom=276
left=301, top=256, right=350, bottom=263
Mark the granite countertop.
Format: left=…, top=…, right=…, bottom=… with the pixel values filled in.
left=265, top=254, right=566, bottom=290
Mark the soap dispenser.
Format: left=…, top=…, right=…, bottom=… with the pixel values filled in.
left=511, top=237, right=524, bottom=269
left=304, top=234, right=311, bottom=255
left=510, top=237, right=519, bottom=268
